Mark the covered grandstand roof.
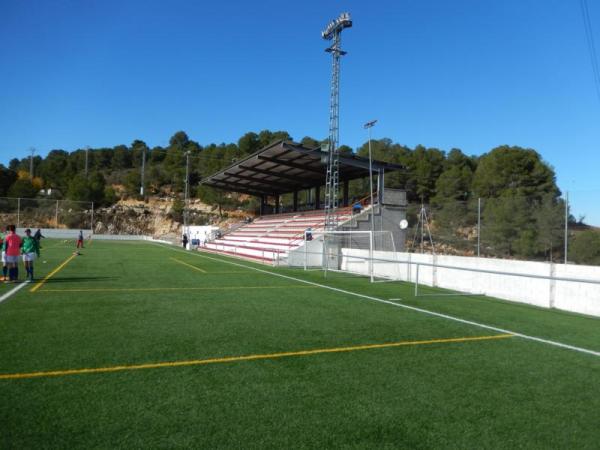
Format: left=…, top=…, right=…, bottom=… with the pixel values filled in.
left=199, top=140, right=405, bottom=197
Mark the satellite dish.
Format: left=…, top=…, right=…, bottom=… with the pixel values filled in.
left=399, top=219, right=409, bottom=230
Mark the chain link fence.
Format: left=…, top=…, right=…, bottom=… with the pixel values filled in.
left=404, top=194, right=575, bottom=263
left=0, top=197, right=94, bottom=231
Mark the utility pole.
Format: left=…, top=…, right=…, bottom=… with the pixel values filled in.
left=140, top=147, right=146, bottom=197
left=364, top=119, right=377, bottom=271
left=564, top=191, right=569, bottom=264
left=85, top=146, right=90, bottom=177
left=29, top=147, right=35, bottom=179
left=184, top=151, right=190, bottom=232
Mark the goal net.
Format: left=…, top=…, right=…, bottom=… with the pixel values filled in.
left=285, top=230, right=395, bottom=282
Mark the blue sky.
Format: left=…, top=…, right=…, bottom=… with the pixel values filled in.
left=1, top=0, right=599, bottom=223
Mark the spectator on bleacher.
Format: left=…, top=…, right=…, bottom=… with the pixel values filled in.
left=352, top=199, right=362, bottom=214
left=305, top=227, right=313, bottom=241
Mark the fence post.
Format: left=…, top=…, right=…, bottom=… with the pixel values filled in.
left=55, top=200, right=59, bottom=228
left=369, top=229, right=374, bottom=283
left=549, top=262, right=556, bottom=309
left=304, top=232, right=307, bottom=271
left=564, top=192, right=568, bottom=264
left=477, top=197, right=481, bottom=257
left=17, top=198, right=20, bottom=228
left=91, top=202, right=95, bottom=235
left=414, top=263, right=420, bottom=297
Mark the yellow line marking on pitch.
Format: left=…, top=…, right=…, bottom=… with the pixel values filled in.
left=0, top=334, right=513, bottom=380
left=37, top=285, right=317, bottom=293
left=169, top=257, right=207, bottom=273
left=30, top=253, right=78, bottom=293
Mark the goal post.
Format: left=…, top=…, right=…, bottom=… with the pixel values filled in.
left=290, top=229, right=396, bottom=282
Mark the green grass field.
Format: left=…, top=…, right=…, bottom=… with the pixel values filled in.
left=0, top=239, right=598, bottom=449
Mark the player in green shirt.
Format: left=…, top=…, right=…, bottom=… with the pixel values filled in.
left=21, top=229, right=40, bottom=281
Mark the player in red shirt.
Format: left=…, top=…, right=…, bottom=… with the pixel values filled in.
left=3, top=225, right=22, bottom=282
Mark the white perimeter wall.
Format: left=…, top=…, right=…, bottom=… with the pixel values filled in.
left=342, top=249, right=600, bottom=318
left=15, top=228, right=173, bottom=244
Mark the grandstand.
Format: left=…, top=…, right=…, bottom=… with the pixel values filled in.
left=204, top=207, right=355, bottom=262
left=199, top=140, right=406, bottom=262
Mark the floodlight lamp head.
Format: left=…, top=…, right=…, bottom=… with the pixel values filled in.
left=363, top=119, right=378, bottom=129
left=321, top=12, right=352, bottom=40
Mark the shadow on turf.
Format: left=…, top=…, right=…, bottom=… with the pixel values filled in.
left=41, top=276, right=117, bottom=284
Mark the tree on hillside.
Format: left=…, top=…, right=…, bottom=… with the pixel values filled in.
left=472, top=146, right=558, bottom=200
left=149, top=146, right=166, bottom=163
left=7, top=178, right=37, bottom=198
left=533, top=194, right=566, bottom=260
left=338, top=145, right=353, bottom=155
left=257, top=130, right=292, bottom=148
left=300, top=136, right=322, bottom=148
left=67, top=172, right=107, bottom=204
left=481, top=195, right=532, bottom=257
left=402, top=145, right=445, bottom=203
left=433, top=149, right=476, bottom=203
left=570, top=230, right=600, bottom=265
left=38, top=150, right=71, bottom=192
left=8, top=158, right=20, bottom=172
left=111, top=145, right=132, bottom=170
left=238, top=132, right=261, bottom=155
left=130, top=140, right=149, bottom=169
left=430, top=149, right=477, bottom=248
left=0, top=166, right=18, bottom=196
left=197, top=185, right=234, bottom=218
left=163, top=132, right=203, bottom=193
left=169, top=131, right=190, bottom=149
left=472, top=146, right=561, bottom=258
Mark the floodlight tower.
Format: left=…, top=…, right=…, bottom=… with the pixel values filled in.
left=322, top=12, right=352, bottom=230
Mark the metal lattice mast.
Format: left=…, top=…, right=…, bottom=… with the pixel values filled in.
left=322, top=12, right=352, bottom=231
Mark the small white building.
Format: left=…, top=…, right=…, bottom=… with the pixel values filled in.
left=183, top=225, right=220, bottom=249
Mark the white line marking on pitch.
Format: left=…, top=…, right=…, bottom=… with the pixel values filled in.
left=0, top=281, right=30, bottom=305
left=155, top=244, right=600, bottom=358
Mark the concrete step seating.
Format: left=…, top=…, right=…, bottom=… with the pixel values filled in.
left=202, top=207, right=353, bottom=263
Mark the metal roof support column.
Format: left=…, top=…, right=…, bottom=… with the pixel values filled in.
left=315, top=186, right=321, bottom=210
left=377, top=169, right=384, bottom=204
left=260, top=195, right=266, bottom=216
left=343, top=180, right=349, bottom=207
left=275, top=194, right=280, bottom=214
left=293, top=191, right=298, bottom=212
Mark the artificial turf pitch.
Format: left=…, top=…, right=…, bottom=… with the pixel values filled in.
left=0, top=239, right=598, bottom=448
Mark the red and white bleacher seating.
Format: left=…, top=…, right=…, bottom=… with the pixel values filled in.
left=202, top=208, right=353, bottom=263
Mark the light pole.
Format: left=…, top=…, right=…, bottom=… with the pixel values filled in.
left=140, top=146, right=146, bottom=197
left=364, top=119, right=377, bottom=282
left=363, top=120, right=377, bottom=211
left=183, top=151, right=190, bottom=246
left=29, top=147, right=36, bottom=179
left=85, top=146, right=90, bottom=177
